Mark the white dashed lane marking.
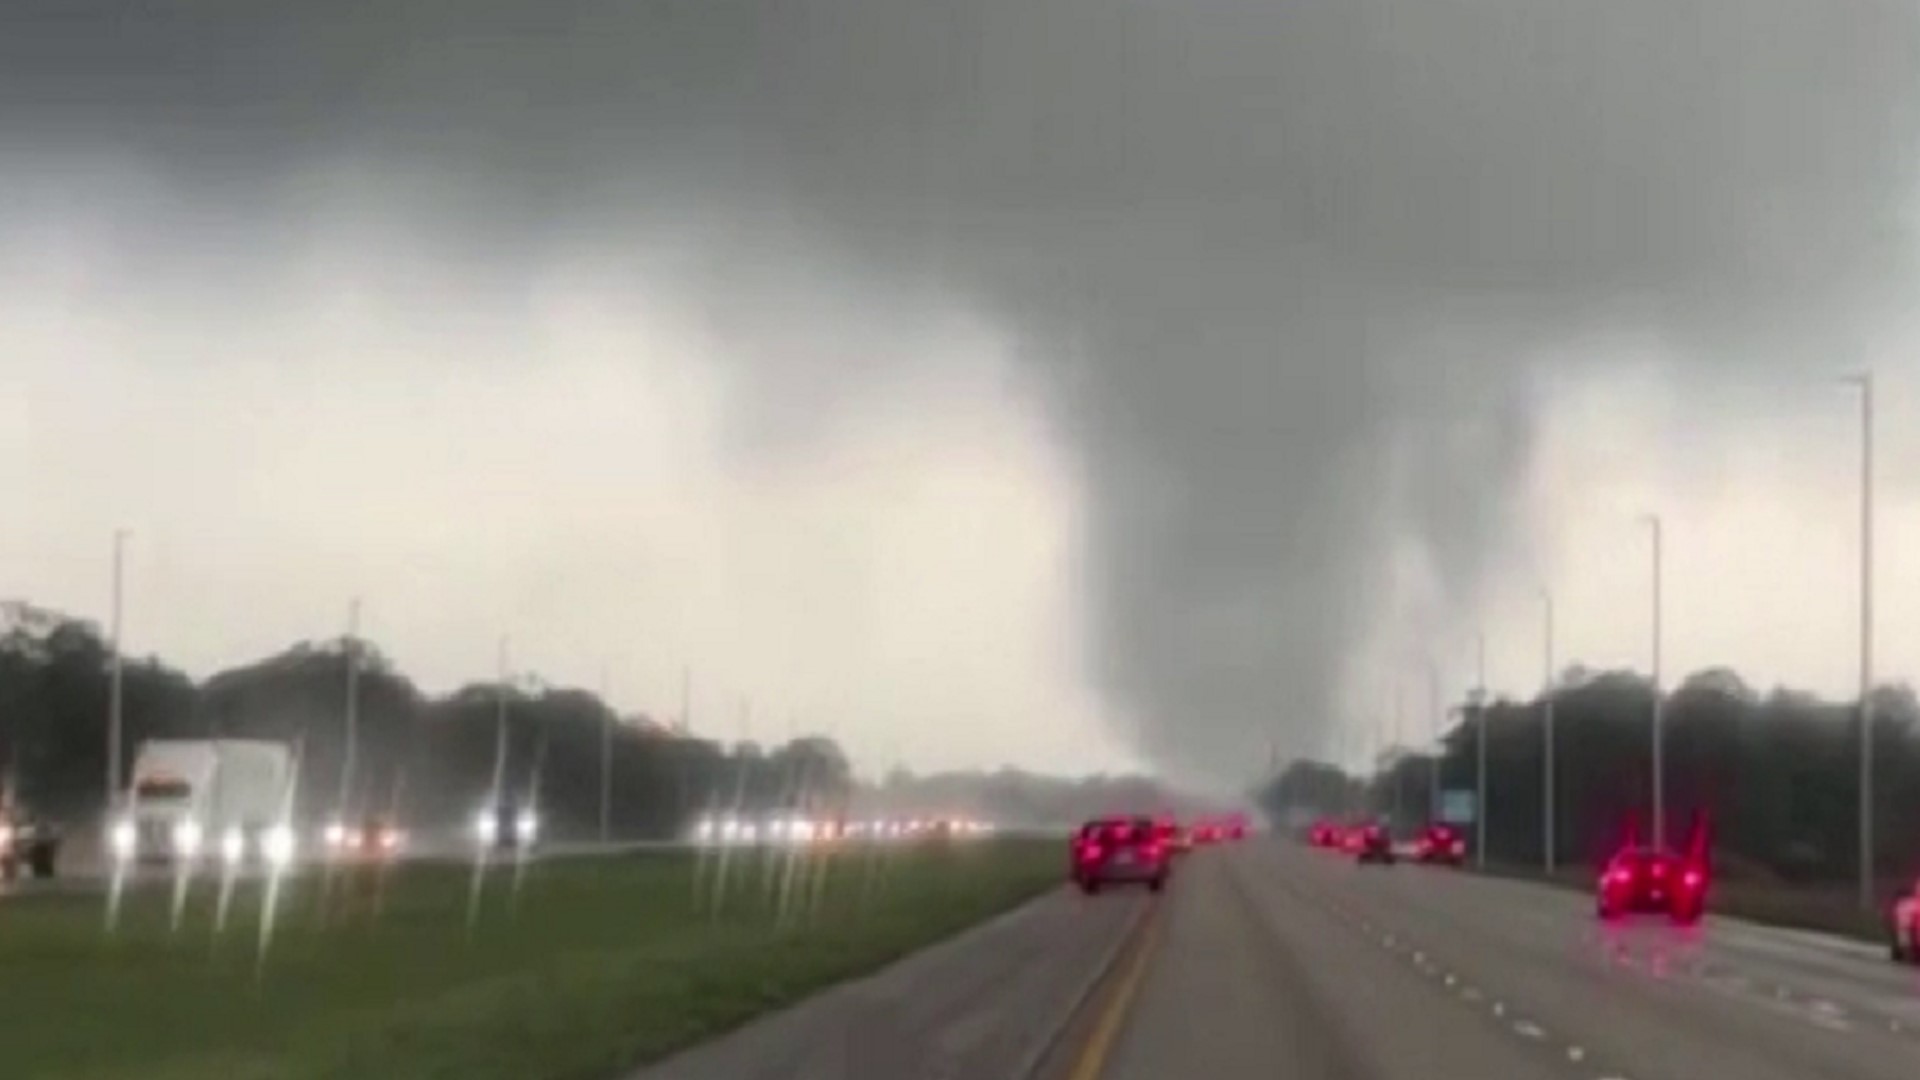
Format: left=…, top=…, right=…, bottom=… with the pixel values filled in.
left=1512, top=1020, right=1546, bottom=1040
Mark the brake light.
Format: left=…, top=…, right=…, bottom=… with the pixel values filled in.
left=1681, top=868, right=1704, bottom=889
left=1145, top=842, right=1165, bottom=860
left=1079, top=843, right=1103, bottom=862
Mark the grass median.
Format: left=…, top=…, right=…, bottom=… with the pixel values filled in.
left=0, top=838, right=1064, bottom=1080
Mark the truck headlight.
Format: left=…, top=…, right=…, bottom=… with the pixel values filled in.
left=172, top=820, right=204, bottom=857
left=262, top=824, right=296, bottom=867
left=109, top=820, right=136, bottom=860
left=514, top=811, right=538, bottom=843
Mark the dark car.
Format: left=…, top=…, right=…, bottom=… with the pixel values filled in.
left=1224, top=812, right=1249, bottom=840
left=1596, top=847, right=1708, bottom=924
left=0, top=808, right=59, bottom=879
left=1412, top=824, right=1466, bottom=866
left=324, top=815, right=408, bottom=860
left=1070, top=816, right=1170, bottom=894
left=1889, top=878, right=1919, bottom=963
left=473, top=799, right=541, bottom=852
left=1355, top=822, right=1395, bottom=865
left=1307, top=820, right=1343, bottom=848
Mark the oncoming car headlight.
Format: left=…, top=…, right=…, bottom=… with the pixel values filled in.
left=514, top=810, right=538, bottom=844
left=221, top=827, right=245, bottom=864
left=262, top=824, right=296, bottom=867
left=171, top=820, right=204, bottom=857
left=474, top=810, right=499, bottom=845
left=109, top=820, right=136, bottom=860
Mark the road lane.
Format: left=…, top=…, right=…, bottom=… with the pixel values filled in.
left=1298, top=847, right=1920, bottom=1034
left=634, top=884, right=1146, bottom=1080
left=1245, top=841, right=1919, bottom=1080
left=1089, top=848, right=1569, bottom=1080
left=1063, top=840, right=1920, bottom=1080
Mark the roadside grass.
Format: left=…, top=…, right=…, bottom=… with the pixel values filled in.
left=0, top=839, right=1063, bottom=1080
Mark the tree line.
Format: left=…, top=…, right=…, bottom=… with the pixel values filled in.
left=1256, top=664, right=1920, bottom=886
left=0, top=601, right=1164, bottom=838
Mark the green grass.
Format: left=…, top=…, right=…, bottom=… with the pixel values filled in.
left=0, top=840, right=1064, bottom=1080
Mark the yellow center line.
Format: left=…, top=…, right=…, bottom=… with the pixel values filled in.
left=1064, top=905, right=1166, bottom=1080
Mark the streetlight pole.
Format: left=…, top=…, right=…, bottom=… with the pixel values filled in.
left=1641, top=514, right=1664, bottom=847
left=492, top=637, right=511, bottom=806
left=1542, top=589, right=1556, bottom=875
left=1475, top=629, right=1488, bottom=869
left=338, top=598, right=362, bottom=819
left=599, top=663, right=614, bottom=844
left=1391, top=684, right=1405, bottom=828
left=106, top=529, right=127, bottom=810
left=1844, top=372, right=1875, bottom=908
left=1427, top=660, right=1443, bottom=822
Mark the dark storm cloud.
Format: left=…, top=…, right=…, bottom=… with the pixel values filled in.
left=5, top=0, right=1917, bottom=782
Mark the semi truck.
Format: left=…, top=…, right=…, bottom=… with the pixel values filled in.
left=109, top=739, right=297, bottom=866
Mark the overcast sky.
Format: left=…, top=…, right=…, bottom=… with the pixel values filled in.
left=2, top=1, right=1919, bottom=788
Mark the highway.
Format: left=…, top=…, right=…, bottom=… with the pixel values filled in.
left=1047, top=840, right=1920, bottom=1080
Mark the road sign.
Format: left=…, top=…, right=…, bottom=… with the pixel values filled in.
left=1440, top=790, right=1477, bottom=824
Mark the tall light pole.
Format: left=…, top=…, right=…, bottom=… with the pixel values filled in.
left=1474, top=628, right=1488, bottom=869
left=337, top=598, right=362, bottom=819
left=599, top=663, right=614, bottom=844
left=1427, top=659, right=1444, bottom=821
left=1843, top=372, right=1875, bottom=908
left=1541, top=588, right=1556, bottom=874
left=491, top=637, right=511, bottom=807
left=106, top=529, right=128, bottom=810
left=1391, top=683, right=1406, bottom=828
left=1641, top=514, right=1665, bottom=847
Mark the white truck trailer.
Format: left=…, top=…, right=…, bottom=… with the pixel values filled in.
left=110, top=739, right=297, bottom=866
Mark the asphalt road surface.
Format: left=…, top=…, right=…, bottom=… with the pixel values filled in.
left=1045, top=839, right=1920, bottom=1080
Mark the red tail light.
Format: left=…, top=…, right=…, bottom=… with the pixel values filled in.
left=1681, top=868, right=1704, bottom=889
left=1078, top=843, right=1103, bottom=863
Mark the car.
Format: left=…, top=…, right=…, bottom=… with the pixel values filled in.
left=1889, top=878, right=1920, bottom=963
left=1154, top=818, right=1193, bottom=856
left=1340, top=822, right=1370, bottom=855
left=1190, top=818, right=1224, bottom=845
left=1595, top=846, right=1708, bottom=924
left=1070, top=816, right=1171, bottom=894
left=323, top=814, right=407, bottom=860
left=1355, top=822, right=1395, bottom=865
left=1412, top=824, right=1466, bottom=866
left=1307, top=820, right=1342, bottom=848
left=0, top=807, right=59, bottom=879
left=473, top=798, right=541, bottom=853
left=1224, top=812, right=1249, bottom=841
